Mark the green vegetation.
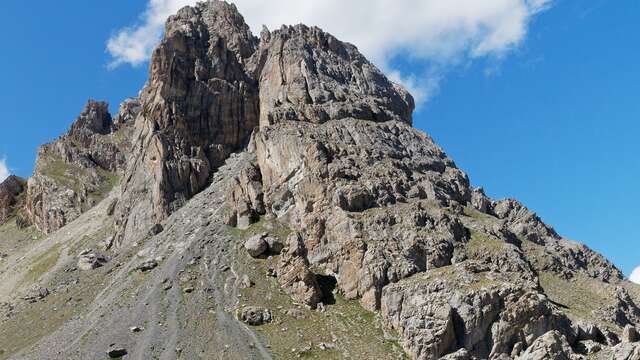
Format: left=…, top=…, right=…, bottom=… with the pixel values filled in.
left=40, top=159, right=88, bottom=193
left=466, top=229, right=505, bottom=256
left=462, top=206, right=494, bottom=221
left=539, top=272, right=616, bottom=328
left=21, top=243, right=63, bottom=286
left=0, top=217, right=43, bottom=244
left=228, top=215, right=292, bottom=243
left=0, top=258, right=116, bottom=360
left=89, top=167, right=120, bottom=202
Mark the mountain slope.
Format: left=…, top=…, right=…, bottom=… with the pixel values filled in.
left=0, top=1, right=638, bottom=360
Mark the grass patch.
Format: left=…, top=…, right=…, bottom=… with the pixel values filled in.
left=89, top=168, right=120, bottom=202
left=21, top=243, right=63, bottom=286
left=539, top=272, right=616, bottom=327
left=0, top=217, right=43, bottom=245
left=40, top=157, right=119, bottom=204
left=463, top=206, right=494, bottom=221
left=228, top=216, right=292, bottom=243
left=40, top=160, right=88, bottom=193
left=0, top=258, right=116, bottom=359
left=466, top=229, right=505, bottom=256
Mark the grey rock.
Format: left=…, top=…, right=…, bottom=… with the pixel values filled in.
left=239, top=274, right=254, bottom=289
left=623, top=325, right=640, bottom=343
left=610, top=342, right=640, bottom=360
left=22, top=100, right=132, bottom=233
left=148, top=224, right=163, bottom=236
left=244, top=234, right=268, bottom=258
left=77, top=249, right=109, bottom=271
left=239, top=306, right=272, bottom=326
left=136, top=259, right=158, bottom=272
left=516, top=330, right=575, bottom=360
left=22, top=286, right=50, bottom=303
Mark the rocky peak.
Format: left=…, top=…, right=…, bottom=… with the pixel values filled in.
left=113, top=0, right=415, bottom=244
left=251, top=23, right=415, bottom=126
left=69, top=100, right=112, bottom=136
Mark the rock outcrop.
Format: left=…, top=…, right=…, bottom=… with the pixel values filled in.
left=113, top=1, right=414, bottom=245
left=23, top=99, right=134, bottom=233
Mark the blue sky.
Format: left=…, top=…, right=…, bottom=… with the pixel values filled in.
left=0, top=1, right=638, bottom=277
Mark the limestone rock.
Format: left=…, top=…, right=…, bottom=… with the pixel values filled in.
left=106, top=346, right=127, bottom=358
left=610, top=342, right=640, bottom=360
left=23, top=285, right=50, bottom=303
left=251, top=24, right=414, bottom=127
left=113, top=1, right=261, bottom=244
left=136, top=259, right=158, bottom=272
left=227, top=163, right=265, bottom=229
left=7, top=3, right=639, bottom=360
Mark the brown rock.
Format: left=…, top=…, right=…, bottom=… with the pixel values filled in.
left=276, top=233, right=322, bottom=308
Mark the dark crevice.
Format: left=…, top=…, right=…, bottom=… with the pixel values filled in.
left=316, top=274, right=337, bottom=305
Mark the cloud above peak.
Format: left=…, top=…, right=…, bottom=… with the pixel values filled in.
left=631, top=267, right=640, bottom=285
left=107, top=0, right=551, bottom=102
left=0, top=158, right=9, bottom=182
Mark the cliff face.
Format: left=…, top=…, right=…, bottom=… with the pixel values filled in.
left=1, top=2, right=638, bottom=360
left=112, top=1, right=414, bottom=245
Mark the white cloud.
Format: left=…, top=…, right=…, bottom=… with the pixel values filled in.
left=0, top=158, right=9, bottom=183
left=631, top=267, right=640, bottom=285
left=107, top=0, right=552, bottom=102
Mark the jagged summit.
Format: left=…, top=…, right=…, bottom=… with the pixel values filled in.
left=69, top=100, right=112, bottom=136
left=112, top=0, right=414, bottom=246
left=0, top=1, right=638, bottom=359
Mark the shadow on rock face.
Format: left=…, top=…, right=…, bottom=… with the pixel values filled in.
left=316, top=274, right=338, bottom=305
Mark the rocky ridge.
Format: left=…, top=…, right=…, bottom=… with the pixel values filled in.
left=0, top=1, right=638, bottom=360
left=21, top=99, right=136, bottom=234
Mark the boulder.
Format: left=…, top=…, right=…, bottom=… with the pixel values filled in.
left=77, top=249, right=109, bottom=271
left=136, top=259, right=158, bottom=272
left=244, top=234, right=268, bottom=258
left=516, top=330, right=575, bottom=360
left=623, top=325, right=640, bottom=343
left=238, top=306, right=272, bottom=326
left=106, top=345, right=128, bottom=358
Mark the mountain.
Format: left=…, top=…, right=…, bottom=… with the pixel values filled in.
left=0, top=2, right=638, bottom=359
